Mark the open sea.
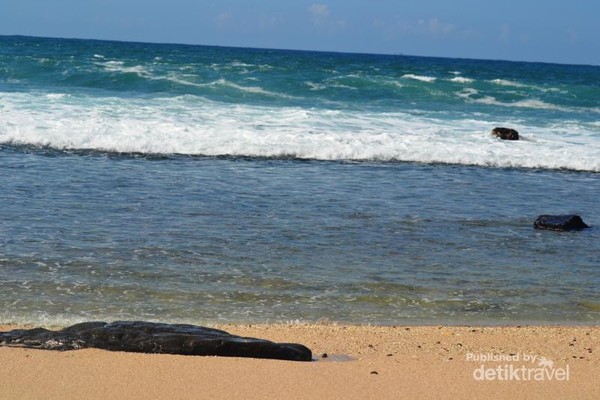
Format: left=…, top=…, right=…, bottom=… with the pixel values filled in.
left=1, top=35, right=599, bottom=327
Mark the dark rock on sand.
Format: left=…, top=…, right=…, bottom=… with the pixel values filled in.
left=0, top=321, right=312, bottom=362
left=491, top=127, right=519, bottom=140
left=533, top=215, right=589, bottom=231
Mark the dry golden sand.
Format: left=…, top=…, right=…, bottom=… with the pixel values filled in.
left=1, top=324, right=599, bottom=399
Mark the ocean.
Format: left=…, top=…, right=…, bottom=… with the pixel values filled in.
left=1, top=35, right=599, bottom=327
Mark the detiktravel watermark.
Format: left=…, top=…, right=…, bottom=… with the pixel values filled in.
left=467, top=352, right=570, bottom=381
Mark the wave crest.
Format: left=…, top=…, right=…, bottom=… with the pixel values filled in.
left=1, top=92, right=598, bottom=172
left=402, top=74, right=437, bottom=83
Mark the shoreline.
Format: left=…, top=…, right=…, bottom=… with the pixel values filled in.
left=1, top=323, right=598, bottom=399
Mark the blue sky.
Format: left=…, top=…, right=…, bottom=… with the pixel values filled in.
left=1, top=0, right=599, bottom=65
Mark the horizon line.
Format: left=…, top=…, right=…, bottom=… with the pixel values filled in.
left=2, top=33, right=598, bottom=68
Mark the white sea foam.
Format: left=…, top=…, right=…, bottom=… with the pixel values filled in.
left=455, top=88, right=597, bottom=113
left=45, top=93, right=68, bottom=100
left=510, top=99, right=568, bottom=111
left=481, top=97, right=580, bottom=112
left=1, top=91, right=599, bottom=171
left=217, top=79, right=285, bottom=97
left=455, top=88, right=479, bottom=102
left=402, top=74, right=437, bottom=83
left=97, top=61, right=152, bottom=77
left=306, top=81, right=326, bottom=91
left=388, top=81, right=404, bottom=89
left=490, top=79, right=568, bottom=95
left=489, top=79, right=527, bottom=87
left=449, top=76, right=474, bottom=83
left=162, top=73, right=213, bottom=89
left=95, top=63, right=294, bottom=100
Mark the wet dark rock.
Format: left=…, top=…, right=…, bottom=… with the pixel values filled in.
left=533, top=215, right=590, bottom=231
left=0, top=321, right=312, bottom=362
left=491, top=127, right=519, bottom=140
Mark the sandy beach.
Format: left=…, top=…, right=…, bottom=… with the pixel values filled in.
left=1, top=323, right=598, bottom=399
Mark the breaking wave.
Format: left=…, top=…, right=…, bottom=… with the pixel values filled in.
left=402, top=74, right=437, bottom=83
left=1, top=91, right=598, bottom=172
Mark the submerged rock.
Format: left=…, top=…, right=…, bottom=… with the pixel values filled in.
left=533, top=215, right=589, bottom=231
left=491, top=127, right=519, bottom=140
left=0, top=321, right=312, bottom=362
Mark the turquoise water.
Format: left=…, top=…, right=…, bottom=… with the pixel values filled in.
left=1, top=36, right=599, bottom=326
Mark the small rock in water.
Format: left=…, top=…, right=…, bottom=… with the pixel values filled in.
left=491, top=127, right=519, bottom=140
left=533, top=215, right=590, bottom=231
left=0, top=321, right=312, bottom=362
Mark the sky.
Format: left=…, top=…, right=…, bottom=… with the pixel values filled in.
left=1, top=0, right=599, bottom=65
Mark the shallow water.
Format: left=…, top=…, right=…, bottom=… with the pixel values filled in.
left=1, top=36, right=599, bottom=326
left=1, top=148, right=598, bottom=325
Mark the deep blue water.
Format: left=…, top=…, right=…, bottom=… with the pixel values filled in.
left=1, top=36, right=599, bottom=326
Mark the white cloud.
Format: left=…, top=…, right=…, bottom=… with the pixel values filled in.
left=429, top=18, right=455, bottom=35
left=308, top=4, right=329, bottom=25
left=259, top=13, right=284, bottom=31
left=216, top=11, right=233, bottom=29
left=374, top=16, right=474, bottom=44
left=419, top=18, right=456, bottom=36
